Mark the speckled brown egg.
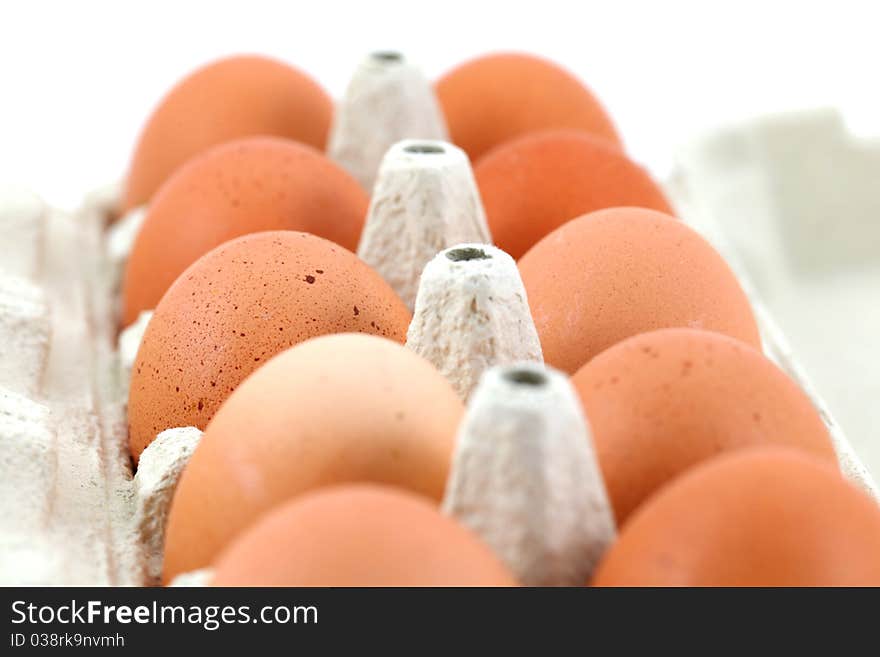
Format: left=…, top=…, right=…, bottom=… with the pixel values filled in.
left=474, top=131, right=673, bottom=258
left=121, top=136, right=368, bottom=327
left=210, top=485, right=516, bottom=587
left=518, top=207, right=761, bottom=373
left=162, top=333, right=464, bottom=583
left=127, top=231, right=410, bottom=463
left=593, top=447, right=880, bottom=586
left=436, top=52, right=621, bottom=163
left=572, top=328, right=837, bottom=523
left=122, top=55, right=332, bottom=213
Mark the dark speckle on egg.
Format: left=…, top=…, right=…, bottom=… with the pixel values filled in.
left=127, top=230, right=412, bottom=462
left=518, top=207, right=761, bottom=374
left=571, top=327, right=837, bottom=523
left=121, top=136, right=369, bottom=327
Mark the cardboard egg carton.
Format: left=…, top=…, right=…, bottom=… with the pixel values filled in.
left=1, top=53, right=877, bottom=585
left=0, top=186, right=201, bottom=586
left=1, top=185, right=130, bottom=585
left=0, top=52, right=458, bottom=586
left=2, top=165, right=876, bottom=587
left=666, top=109, right=880, bottom=501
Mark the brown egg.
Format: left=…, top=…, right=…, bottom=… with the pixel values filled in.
left=162, top=333, right=463, bottom=583
left=121, top=137, right=367, bottom=326
left=475, top=131, right=672, bottom=258
left=127, top=232, right=410, bottom=462
left=210, top=484, right=516, bottom=586
left=518, top=207, right=761, bottom=373
left=593, top=447, right=880, bottom=586
left=122, top=55, right=332, bottom=212
left=572, top=328, right=837, bottom=522
left=436, top=52, right=621, bottom=163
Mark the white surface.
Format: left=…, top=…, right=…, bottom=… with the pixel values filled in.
left=0, top=186, right=45, bottom=281
left=407, top=244, right=542, bottom=401
left=169, top=568, right=213, bottom=587
left=769, top=270, right=880, bottom=477
left=359, top=139, right=489, bottom=309
left=443, top=363, right=615, bottom=586
left=0, top=190, right=205, bottom=586
left=329, top=53, right=447, bottom=190
left=2, top=0, right=879, bottom=210
left=133, top=426, right=202, bottom=586
left=117, top=309, right=152, bottom=398
left=669, top=109, right=880, bottom=483
left=0, top=194, right=144, bottom=585
left=106, top=205, right=147, bottom=298
left=0, top=390, right=55, bottom=541
left=752, top=300, right=878, bottom=501
left=0, top=275, right=50, bottom=397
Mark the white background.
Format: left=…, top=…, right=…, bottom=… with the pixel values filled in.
left=1, top=0, right=879, bottom=474
left=1, top=0, right=879, bottom=208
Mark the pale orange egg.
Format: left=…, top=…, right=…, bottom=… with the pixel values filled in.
left=475, top=131, right=672, bottom=258
left=436, top=52, right=621, bottom=163
left=162, top=333, right=463, bottom=583
left=211, top=484, right=517, bottom=586
left=572, top=328, right=837, bottom=522
left=518, top=207, right=761, bottom=373
left=121, top=136, right=367, bottom=326
left=122, top=55, right=332, bottom=212
left=593, top=447, right=880, bottom=586
left=127, top=232, right=411, bottom=463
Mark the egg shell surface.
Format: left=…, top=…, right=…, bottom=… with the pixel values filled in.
left=121, top=136, right=368, bottom=325
left=162, top=333, right=463, bottom=583
left=572, top=328, right=837, bottom=522
left=593, top=447, right=880, bottom=586
left=475, top=130, right=672, bottom=258
left=518, top=207, right=761, bottom=373
left=211, top=484, right=516, bottom=587
left=436, top=52, right=621, bottom=163
left=127, top=232, right=411, bottom=462
left=122, top=55, right=333, bottom=212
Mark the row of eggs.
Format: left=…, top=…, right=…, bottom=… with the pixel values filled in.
left=114, top=51, right=880, bottom=585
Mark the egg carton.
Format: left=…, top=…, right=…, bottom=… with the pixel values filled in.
left=0, top=184, right=141, bottom=585
left=668, top=108, right=880, bottom=481
left=2, top=55, right=877, bottom=587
